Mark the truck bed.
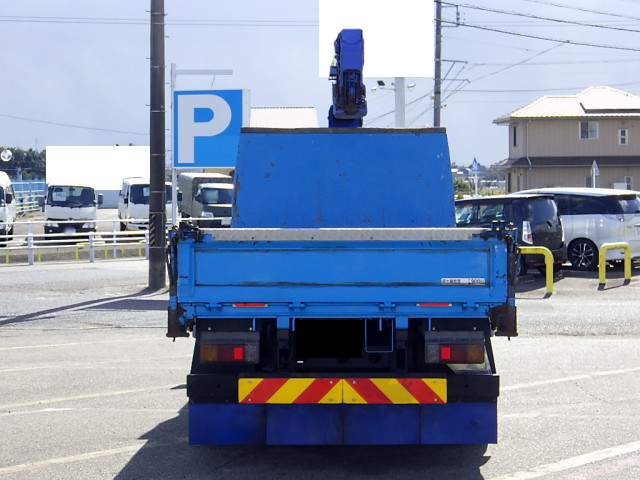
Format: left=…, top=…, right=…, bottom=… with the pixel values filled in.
left=170, top=226, right=513, bottom=325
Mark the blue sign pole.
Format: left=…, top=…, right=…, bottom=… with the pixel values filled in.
left=471, top=157, right=479, bottom=197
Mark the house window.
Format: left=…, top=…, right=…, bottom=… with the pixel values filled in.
left=580, top=121, right=598, bottom=139
left=625, top=176, right=633, bottom=190
left=619, top=128, right=629, bottom=145
left=513, top=125, right=517, bottom=147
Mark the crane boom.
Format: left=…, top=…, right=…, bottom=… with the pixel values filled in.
left=328, top=29, right=367, bottom=127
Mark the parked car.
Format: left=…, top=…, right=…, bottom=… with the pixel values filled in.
left=516, top=187, right=640, bottom=270
left=455, top=194, right=565, bottom=275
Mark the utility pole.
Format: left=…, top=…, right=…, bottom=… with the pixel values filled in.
left=149, top=0, right=166, bottom=289
left=434, top=0, right=442, bottom=127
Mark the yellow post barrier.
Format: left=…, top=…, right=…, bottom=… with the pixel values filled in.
left=598, top=242, right=631, bottom=286
left=518, top=246, right=554, bottom=295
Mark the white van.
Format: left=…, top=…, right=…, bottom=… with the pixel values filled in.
left=517, top=187, right=640, bottom=270
left=0, top=171, right=16, bottom=246
left=118, top=177, right=173, bottom=231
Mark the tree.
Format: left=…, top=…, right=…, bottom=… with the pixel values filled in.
left=454, top=178, right=471, bottom=197
left=0, top=148, right=46, bottom=179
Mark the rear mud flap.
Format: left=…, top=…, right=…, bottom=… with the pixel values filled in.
left=490, top=305, right=518, bottom=337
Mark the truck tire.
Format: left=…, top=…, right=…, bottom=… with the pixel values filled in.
left=568, top=238, right=598, bottom=271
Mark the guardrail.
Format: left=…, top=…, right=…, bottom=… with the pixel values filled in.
left=518, top=245, right=554, bottom=295
left=0, top=216, right=231, bottom=265
left=0, top=219, right=152, bottom=265
left=15, top=194, right=44, bottom=215
left=12, top=179, right=46, bottom=215
left=598, top=242, right=631, bottom=286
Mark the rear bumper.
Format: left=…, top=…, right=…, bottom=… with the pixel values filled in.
left=189, top=402, right=497, bottom=445
left=187, top=373, right=499, bottom=445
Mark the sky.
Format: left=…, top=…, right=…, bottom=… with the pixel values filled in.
left=1, top=0, right=640, bottom=171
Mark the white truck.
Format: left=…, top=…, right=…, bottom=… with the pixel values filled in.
left=0, top=171, right=17, bottom=246
left=40, top=184, right=103, bottom=238
left=177, top=172, right=234, bottom=227
left=117, top=177, right=173, bottom=231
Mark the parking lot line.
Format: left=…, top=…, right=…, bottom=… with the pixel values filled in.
left=0, top=336, right=166, bottom=351
left=502, top=366, right=640, bottom=391
left=0, top=384, right=180, bottom=410
left=488, top=440, right=640, bottom=480
left=0, top=437, right=187, bottom=476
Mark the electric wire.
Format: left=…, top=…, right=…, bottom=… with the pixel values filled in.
left=519, top=0, right=640, bottom=22
left=441, top=19, right=640, bottom=52
left=0, top=113, right=147, bottom=136
left=445, top=2, right=640, bottom=33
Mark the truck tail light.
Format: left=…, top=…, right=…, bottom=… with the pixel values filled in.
left=426, top=343, right=485, bottom=364
left=198, top=332, right=260, bottom=364
left=522, top=221, right=533, bottom=244
left=200, top=343, right=259, bottom=364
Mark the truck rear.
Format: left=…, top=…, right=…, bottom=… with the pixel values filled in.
left=168, top=128, right=517, bottom=445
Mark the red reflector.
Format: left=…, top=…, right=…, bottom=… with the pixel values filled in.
left=417, top=302, right=452, bottom=307
left=232, top=302, right=268, bottom=307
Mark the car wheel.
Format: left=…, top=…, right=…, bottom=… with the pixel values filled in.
left=568, top=239, right=598, bottom=271
left=515, top=254, right=527, bottom=276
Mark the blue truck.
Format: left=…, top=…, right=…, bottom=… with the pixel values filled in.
left=166, top=29, right=517, bottom=445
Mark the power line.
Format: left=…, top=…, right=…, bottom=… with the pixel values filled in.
left=447, top=81, right=640, bottom=94
left=519, top=0, right=640, bottom=22
left=469, top=57, right=640, bottom=67
left=462, top=42, right=564, bottom=88
left=445, top=2, right=640, bottom=33
left=0, top=15, right=318, bottom=27
left=442, top=19, right=640, bottom=52
left=0, top=113, right=148, bottom=136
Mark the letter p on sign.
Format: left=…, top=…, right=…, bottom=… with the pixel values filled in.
left=174, top=90, right=243, bottom=167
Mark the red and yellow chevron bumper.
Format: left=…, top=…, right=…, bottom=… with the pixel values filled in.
left=238, top=378, right=446, bottom=404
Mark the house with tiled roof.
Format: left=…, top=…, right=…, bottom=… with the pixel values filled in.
left=493, top=86, right=640, bottom=192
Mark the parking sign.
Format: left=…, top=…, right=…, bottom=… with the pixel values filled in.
left=173, top=90, right=243, bottom=167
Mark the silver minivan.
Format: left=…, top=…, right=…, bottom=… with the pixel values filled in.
left=517, top=187, right=640, bottom=270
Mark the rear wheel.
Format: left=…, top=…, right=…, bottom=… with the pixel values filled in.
left=568, top=239, right=598, bottom=271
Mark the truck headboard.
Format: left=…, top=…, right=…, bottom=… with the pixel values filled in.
left=232, top=128, right=455, bottom=229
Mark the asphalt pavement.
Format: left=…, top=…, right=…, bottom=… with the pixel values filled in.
left=0, top=261, right=638, bottom=479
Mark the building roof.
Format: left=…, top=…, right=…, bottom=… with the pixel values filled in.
left=249, top=107, right=319, bottom=128
left=517, top=186, right=640, bottom=196
left=496, top=156, right=640, bottom=168
left=494, top=86, right=640, bottom=124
